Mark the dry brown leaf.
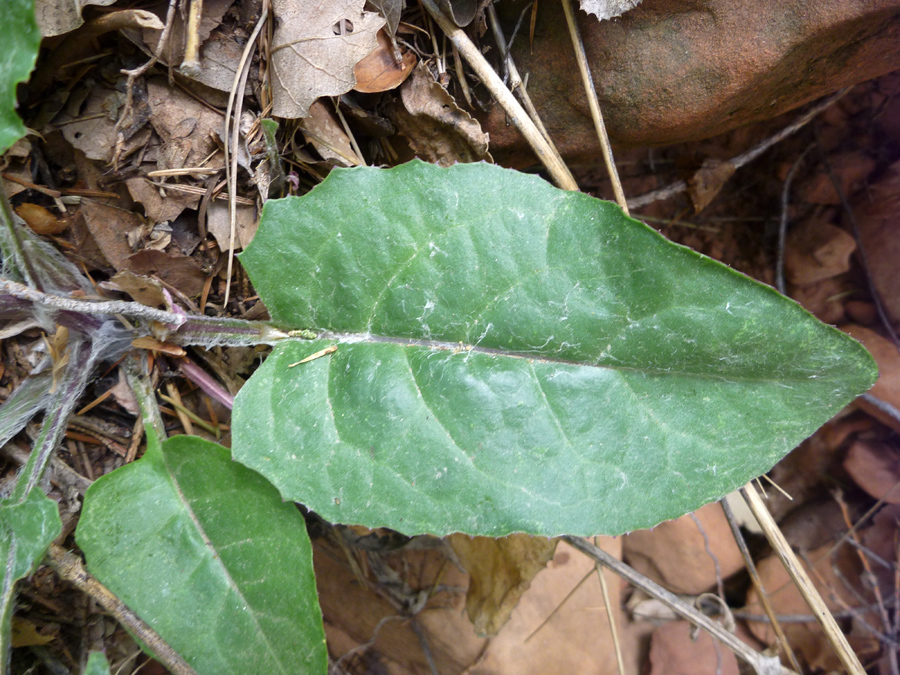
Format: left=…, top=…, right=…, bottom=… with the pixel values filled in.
left=34, top=0, right=118, bottom=37
left=789, top=275, right=850, bottom=325
left=109, top=366, right=141, bottom=415
left=126, top=249, right=207, bottom=298
left=11, top=617, right=55, bottom=648
left=126, top=177, right=202, bottom=225
left=270, top=0, right=384, bottom=119
left=745, top=544, right=878, bottom=671
left=297, top=100, right=362, bottom=167
left=387, top=63, right=491, bottom=166
left=798, top=151, right=876, bottom=204
left=147, top=78, right=224, bottom=172
left=855, top=159, right=900, bottom=328
left=207, top=201, right=259, bottom=252
left=447, top=533, right=557, bottom=636
left=784, top=219, right=856, bottom=285
left=841, top=324, right=900, bottom=434
left=80, top=201, right=145, bottom=272
left=686, top=158, right=735, bottom=213
left=843, top=440, right=900, bottom=503
left=437, top=0, right=484, bottom=27
left=648, top=621, right=739, bottom=675
left=57, top=85, right=122, bottom=163
left=861, top=504, right=900, bottom=593
left=470, top=538, right=625, bottom=675
left=368, top=0, right=403, bottom=36
left=623, top=502, right=744, bottom=595
left=107, top=270, right=168, bottom=308
left=314, top=540, right=485, bottom=674
left=353, top=28, right=416, bottom=93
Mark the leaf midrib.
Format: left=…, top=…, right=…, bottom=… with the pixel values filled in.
left=160, top=450, right=290, bottom=675
left=301, top=331, right=835, bottom=386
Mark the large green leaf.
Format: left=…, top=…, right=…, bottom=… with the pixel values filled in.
left=235, top=160, right=876, bottom=537
left=0, top=491, right=62, bottom=663
left=76, top=431, right=326, bottom=675
left=0, top=0, right=40, bottom=154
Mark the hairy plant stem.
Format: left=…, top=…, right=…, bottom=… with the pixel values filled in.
left=11, top=340, right=95, bottom=502
left=0, top=182, right=38, bottom=287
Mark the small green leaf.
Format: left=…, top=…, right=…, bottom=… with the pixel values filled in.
left=0, top=491, right=62, bottom=660
left=235, top=161, right=876, bottom=536
left=76, top=430, right=326, bottom=675
left=83, top=651, right=110, bottom=675
left=0, top=0, right=41, bottom=154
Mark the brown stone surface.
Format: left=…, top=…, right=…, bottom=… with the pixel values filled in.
left=482, top=0, right=900, bottom=162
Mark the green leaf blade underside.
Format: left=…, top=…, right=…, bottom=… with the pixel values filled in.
left=0, top=0, right=40, bottom=154
left=236, top=160, right=876, bottom=537
left=76, top=431, right=326, bottom=675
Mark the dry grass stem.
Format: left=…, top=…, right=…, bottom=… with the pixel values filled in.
left=180, top=0, right=204, bottom=75
left=720, top=497, right=803, bottom=673
left=419, top=0, right=578, bottom=191
left=559, top=0, right=628, bottom=214
left=595, top=557, right=626, bottom=675
left=223, top=8, right=269, bottom=307
left=740, top=482, right=866, bottom=675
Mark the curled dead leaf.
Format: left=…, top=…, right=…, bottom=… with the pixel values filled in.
left=387, top=63, right=491, bottom=166
left=686, top=158, right=736, bottom=213
left=843, top=439, right=900, bottom=503
left=15, top=203, right=69, bottom=235
left=784, top=219, right=856, bottom=285
left=353, top=28, right=416, bottom=93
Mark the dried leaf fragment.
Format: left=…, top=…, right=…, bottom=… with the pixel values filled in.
left=387, top=63, right=491, bottom=165
left=353, top=28, right=416, bottom=93
left=297, top=100, right=363, bottom=167
left=447, top=533, right=557, bottom=636
left=686, top=158, right=736, bottom=213
left=271, top=0, right=384, bottom=118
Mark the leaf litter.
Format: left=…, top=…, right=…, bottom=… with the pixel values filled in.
left=2, top=0, right=900, bottom=672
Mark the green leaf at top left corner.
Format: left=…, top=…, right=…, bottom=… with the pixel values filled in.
left=0, top=0, right=41, bottom=155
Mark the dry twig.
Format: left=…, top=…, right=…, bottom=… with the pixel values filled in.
left=46, top=545, right=197, bottom=675
left=628, top=88, right=851, bottom=210
left=562, top=535, right=794, bottom=675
